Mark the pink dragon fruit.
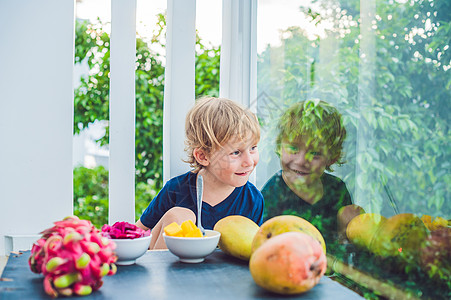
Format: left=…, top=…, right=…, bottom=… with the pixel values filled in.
left=29, top=216, right=117, bottom=298
left=101, top=221, right=150, bottom=239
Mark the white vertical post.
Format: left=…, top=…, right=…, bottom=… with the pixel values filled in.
left=0, top=0, right=75, bottom=255
left=163, top=0, right=197, bottom=183
left=220, top=0, right=258, bottom=111
left=355, top=0, right=378, bottom=212
left=220, top=0, right=258, bottom=184
left=109, top=0, right=137, bottom=224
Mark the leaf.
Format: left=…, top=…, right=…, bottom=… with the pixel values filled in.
left=406, top=119, right=418, bottom=132
left=377, top=116, right=391, bottom=131
left=363, top=111, right=377, bottom=127
left=428, top=169, right=437, bottom=184
left=398, top=118, right=409, bottom=133
left=412, top=156, right=422, bottom=168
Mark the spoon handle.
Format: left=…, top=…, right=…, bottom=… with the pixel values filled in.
left=196, top=174, right=206, bottom=235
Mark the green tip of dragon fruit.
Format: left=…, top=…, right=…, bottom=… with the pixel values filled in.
left=100, top=263, right=110, bottom=277
left=63, top=231, right=83, bottom=245
left=73, top=283, right=93, bottom=296
left=75, top=253, right=91, bottom=270
left=45, top=257, right=67, bottom=273
left=108, top=263, right=117, bottom=276
left=56, top=287, right=73, bottom=297
left=101, top=236, right=111, bottom=246
left=53, top=272, right=81, bottom=289
left=83, top=241, right=101, bottom=254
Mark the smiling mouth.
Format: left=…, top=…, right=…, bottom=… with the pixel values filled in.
left=290, top=169, right=311, bottom=176
left=235, top=171, right=251, bottom=176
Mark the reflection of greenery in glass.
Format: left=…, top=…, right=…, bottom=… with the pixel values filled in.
left=329, top=242, right=451, bottom=300
left=281, top=209, right=326, bottom=235
left=258, top=0, right=450, bottom=218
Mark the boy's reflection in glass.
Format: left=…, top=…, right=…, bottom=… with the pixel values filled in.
left=261, top=100, right=354, bottom=249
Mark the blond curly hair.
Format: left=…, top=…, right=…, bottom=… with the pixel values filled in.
left=276, top=100, right=347, bottom=171
left=184, top=97, right=260, bottom=172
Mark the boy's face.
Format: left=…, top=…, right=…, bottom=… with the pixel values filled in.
left=206, top=136, right=259, bottom=188
left=280, top=139, right=329, bottom=186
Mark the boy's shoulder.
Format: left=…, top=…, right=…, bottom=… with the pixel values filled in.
left=164, top=171, right=195, bottom=189
left=322, top=172, right=346, bottom=186
left=168, top=171, right=193, bottom=180
left=243, top=180, right=263, bottom=196
left=322, top=173, right=351, bottom=200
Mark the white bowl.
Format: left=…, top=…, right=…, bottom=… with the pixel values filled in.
left=163, top=230, right=221, bottom=263
left=111, top=235, right=152, bottom=265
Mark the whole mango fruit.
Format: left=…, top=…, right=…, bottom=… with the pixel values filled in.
left=251, top=215, right=326, bottom=255
left=213, top=215, right=259, bottom=261
left=346, top=213, right=387, bottom=249
left=337, top=204, right=366, bottom=240
left=250, top=232, right=327, bottom=295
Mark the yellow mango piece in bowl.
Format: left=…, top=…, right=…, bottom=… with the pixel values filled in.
left=181, top=220, right=203, bottom=238
left=186, top=227, right=203, bottom=238
left=164, top=222, right=184, bottom=237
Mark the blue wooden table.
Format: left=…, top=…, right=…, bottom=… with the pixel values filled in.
left=0, top=250, right=364, bottom=299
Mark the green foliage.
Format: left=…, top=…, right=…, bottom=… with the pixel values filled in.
left=73, top=166, right=109, bottom=229
left=135, top=181, right=158, bottom=218
left=74, top=20, right=111, bottom=132
left=73, top=166, right=159, bottom=228
left=195, top=36, right=221, bottom=98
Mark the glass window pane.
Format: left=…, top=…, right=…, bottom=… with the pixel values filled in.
left=256, top=0, right=450, bottom=298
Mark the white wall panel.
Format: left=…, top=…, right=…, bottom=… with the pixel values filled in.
left=0, top=0, right=75, bottom=255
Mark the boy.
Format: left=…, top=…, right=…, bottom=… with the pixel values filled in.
left=136, top=97, right=264, bottom=249
left=261, top=99, right=352, bottom=246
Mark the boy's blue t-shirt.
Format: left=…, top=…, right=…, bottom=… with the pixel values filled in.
left=140, top=171, right=264, bottom=229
